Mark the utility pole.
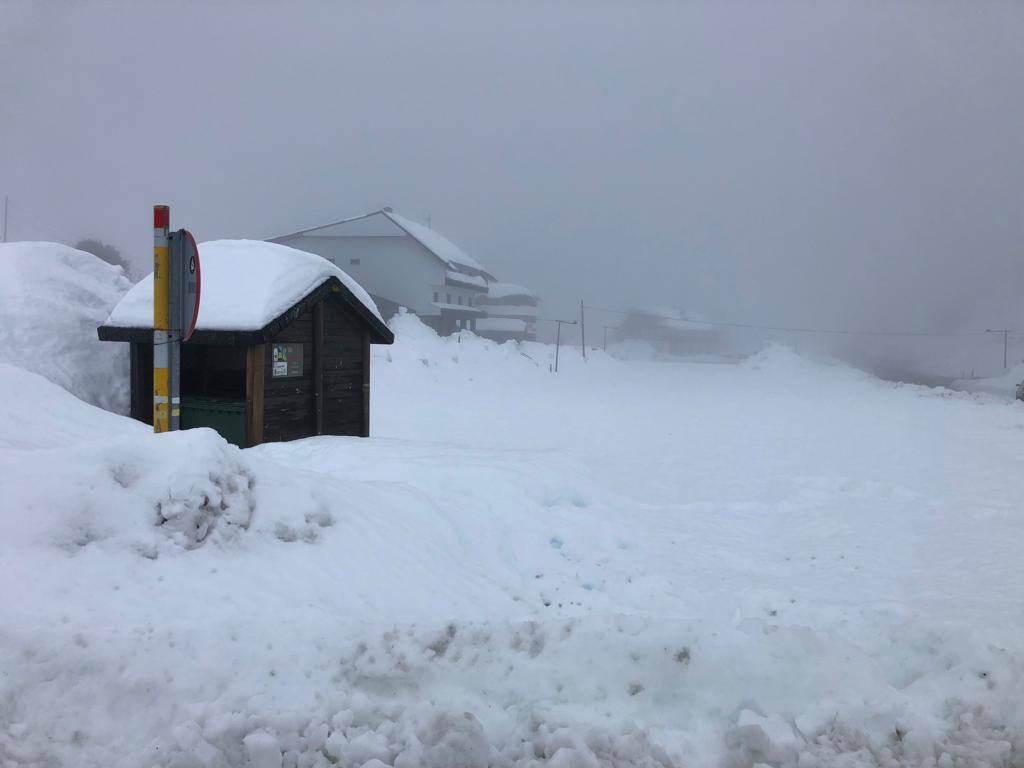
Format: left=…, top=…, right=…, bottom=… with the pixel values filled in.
left=580, top=300, right=586, bottom=360
left=986, top=329, right=1011, bottom=371
left=603, top=324, right=616, bottom=351
left=544, top=318, right=578, bottom=373
left=2, top=195, right=8, bottom=243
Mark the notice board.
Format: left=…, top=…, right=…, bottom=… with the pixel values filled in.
left=271, top=343, right=304, bottom=378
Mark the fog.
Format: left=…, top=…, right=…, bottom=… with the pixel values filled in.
left=3, top=1, right=1023, bottom=377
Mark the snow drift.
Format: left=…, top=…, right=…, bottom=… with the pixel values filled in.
left=951, top=362, right=1024, bottom=400
left=0, top=241, right=131, bottom=412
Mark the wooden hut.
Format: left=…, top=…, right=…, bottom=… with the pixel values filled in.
left=98, top=239, right=394, bottom=446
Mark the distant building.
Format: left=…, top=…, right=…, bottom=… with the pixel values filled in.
left=475, top=282, right=540, bottom=343
left=616, top=306, right=721, bottom=356
left=269, top=208, right=495, bottom=336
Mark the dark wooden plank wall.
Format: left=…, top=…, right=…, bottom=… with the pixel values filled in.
left=322, top=296, right=368, bottom=437
left=127, top=294, right=372, bottom=441
left=262, top=309, right=316, bottom=442
left=129, top=342, right=154, bottom=425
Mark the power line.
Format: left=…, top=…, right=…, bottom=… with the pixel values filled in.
left=581, top=304, right=1015, bottom=339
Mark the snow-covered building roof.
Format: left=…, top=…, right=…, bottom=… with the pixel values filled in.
left=485, top=282, right=536, bottom=301
left=445, top=270, right=488, bottom=290
left=270, top=208, right=496, bottom=281
left=101, top=240, right=392, bottom=343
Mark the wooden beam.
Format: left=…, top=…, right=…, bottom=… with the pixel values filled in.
left=313, top=297, right=324, bottom=435
left=245, top=344, right=265, bottom=447
left=362, top=329, right=370, bottom=437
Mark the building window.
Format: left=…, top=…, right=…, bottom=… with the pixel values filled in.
left=446, top=293, right=451, bottom=304
left=458, top=295, right=463, bottom=305
left=468, top=295, right=473, bottom=307
left=433, top=291, right=439, bottom=303
left=350, top=258, right=360, bottom=266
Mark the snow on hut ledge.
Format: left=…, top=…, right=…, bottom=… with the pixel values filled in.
left=98, top=239, right=394, bottom=446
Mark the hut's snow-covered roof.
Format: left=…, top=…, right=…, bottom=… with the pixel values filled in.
left=106, top=239, right=384, bottom=332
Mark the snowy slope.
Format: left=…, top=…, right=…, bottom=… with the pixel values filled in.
left=0, top=241, right=131, bottom=412
left=2, top=319, right=1024, bottom=767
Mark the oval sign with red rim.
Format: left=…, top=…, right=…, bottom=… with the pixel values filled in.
left=177, top=229, right=201, bottom=341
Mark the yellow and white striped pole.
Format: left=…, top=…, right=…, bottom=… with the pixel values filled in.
left=153, top=205, right=171, bottom=432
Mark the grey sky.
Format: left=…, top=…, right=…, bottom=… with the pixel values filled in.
left=2, top=0, right=1022, bottom=338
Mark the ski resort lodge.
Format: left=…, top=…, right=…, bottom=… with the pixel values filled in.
left=269, top=208, right=497, bottom=336
left=97, top=240, right=394, bottom=447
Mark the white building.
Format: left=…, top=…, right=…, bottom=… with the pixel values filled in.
left=475, top=282, right=540, bottom=343
left=269, top=208, right=495, bottom=335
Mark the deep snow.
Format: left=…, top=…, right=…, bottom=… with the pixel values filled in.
left=952, top=363, right=1024, bottom=400
left=2, top=313, right=1024, bottom=767
left=0, top=242, right=131, bottom=413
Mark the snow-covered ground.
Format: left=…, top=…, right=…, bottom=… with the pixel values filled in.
left=951, top=363, right=1024, bottom=400
left=2, top=312, right=1024, bottom=768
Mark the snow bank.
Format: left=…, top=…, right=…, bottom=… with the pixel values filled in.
left=951, top=362, right=1024, bottom=399
left=0, top=363, right=142, bottom=450
left=106, top=239, right=383, bottom=331
left=0, top=241, right=131, bottom=412
left=378, top=310, right=560, bottom=375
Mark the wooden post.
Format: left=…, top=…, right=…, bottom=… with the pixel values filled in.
left=245, top=344, right=265, bottom=447
left=313, top=298, right=324, bottom=435
left=580, top=299, right=586, bottom=360
left=555, top=321, right=561, bottom=372
left=362, top=330, right=371, bottom=437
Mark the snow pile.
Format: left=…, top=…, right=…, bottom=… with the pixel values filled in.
left=379, top=310, right=558, bottom=374
left=106, top=239, right=383, bottom=331
left=0, top=363, right=139, bottom=449
left=0, top=241, right=131, bottom=412
left=0, top=364, right=346, bottom=561
left=951, top=362, right=1024, bottom=399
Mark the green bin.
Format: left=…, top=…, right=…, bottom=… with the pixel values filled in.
left=180, top=396, right=247, bottom=447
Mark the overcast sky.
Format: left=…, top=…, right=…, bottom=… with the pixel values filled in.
left=3, top=0, right=1022, bottom=336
